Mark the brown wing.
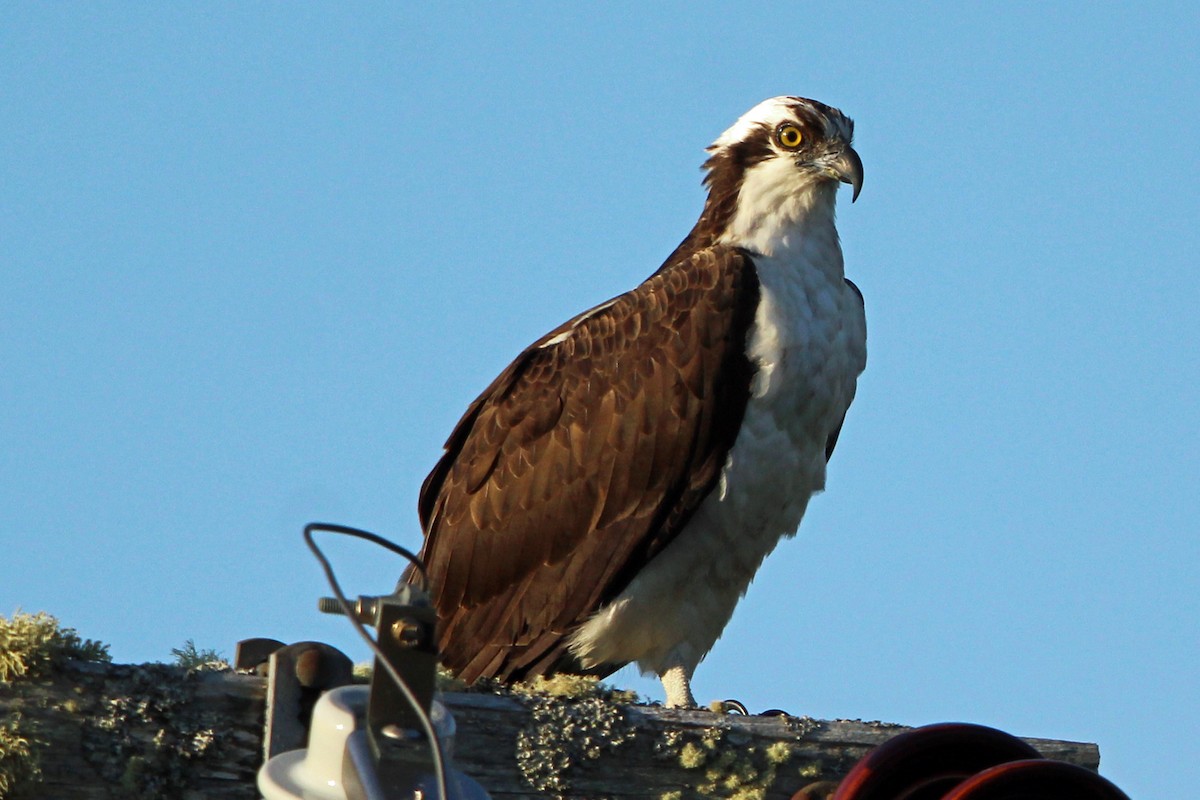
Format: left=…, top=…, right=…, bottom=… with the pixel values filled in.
left=415, top=246, right=760, bottom=683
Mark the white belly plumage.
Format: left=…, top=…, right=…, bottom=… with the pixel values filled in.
left=568, top=254, right=867, bottom=676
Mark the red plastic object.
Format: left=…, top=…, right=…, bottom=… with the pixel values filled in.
left=940, top=759, right=1132, bottom=800
left=832, top=723, right=1043, bottom=800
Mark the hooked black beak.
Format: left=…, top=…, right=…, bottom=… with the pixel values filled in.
left=830, top=146, right=864, bottom=202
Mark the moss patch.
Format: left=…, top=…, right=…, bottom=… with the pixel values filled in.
left=0, top=610, right=110, bottom=682
left=81, top=664, right=221, bottom=799
left=511, top=681, right=638, bottom=796
left=0, top=714, right=40, bottom=799
left=655, top=725, right=798, bottom=800
left=512, top=673, right=639, bottom=705
left=0, top=610, right=111, bottom=798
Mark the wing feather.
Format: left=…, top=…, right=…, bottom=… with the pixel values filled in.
left=416, top=246, right=760, bottom=682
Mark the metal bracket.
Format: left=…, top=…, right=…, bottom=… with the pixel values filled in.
left=318, top=585, right=439, bottom=799
left=235, top=637, right=355, bottom=760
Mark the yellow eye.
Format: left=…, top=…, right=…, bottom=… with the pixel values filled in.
left=777, top=123, right=804, bottom=149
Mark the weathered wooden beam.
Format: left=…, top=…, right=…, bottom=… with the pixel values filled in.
left=444, top=692, right=1100, bottom=799
left=1, top=662, right=263, bottom=799
left=1, top=659, right=1100, bottom=799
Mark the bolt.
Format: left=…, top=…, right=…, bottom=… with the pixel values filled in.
left=316, top=597, right=343, bottom=615
left=391, top=618, right=423, bottom=647
left=381, top=723, right=423, bottom=740
left=294, top=647, right=324, bottom=688
left=318, top=596, right=378, bottom=623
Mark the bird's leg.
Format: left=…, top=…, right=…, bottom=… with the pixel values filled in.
left=659, top=662, right=697, bottom=708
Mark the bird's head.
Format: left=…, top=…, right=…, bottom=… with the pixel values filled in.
left=694, top=96, right=862, bottom=257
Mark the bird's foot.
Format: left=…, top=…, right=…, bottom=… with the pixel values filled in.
left=710, top=698, right=749, bottom=714
left=659, top=663, right=697, bottom=708
left=712, top=698, right=794, bottom=716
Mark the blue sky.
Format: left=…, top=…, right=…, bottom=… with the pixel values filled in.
left=2, top=3, right=1197, bottom=797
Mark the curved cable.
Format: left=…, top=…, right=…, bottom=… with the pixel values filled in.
left=303, top=522, right=447, bottom=800
left=305, top=520, right=430, bottom=590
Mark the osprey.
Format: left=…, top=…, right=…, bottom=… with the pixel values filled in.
left=414, top=96, right=866, bottom=707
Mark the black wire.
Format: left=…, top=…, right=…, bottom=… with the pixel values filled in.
left=303, top=522, right=448, bottom=800
left=304, top=520, right=430, bottom=590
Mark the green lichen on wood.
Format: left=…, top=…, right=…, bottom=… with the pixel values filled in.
left=444, top=668, right=640, bottom=704
left=0, top=610, right=111, bottom=798
left=81, top=664, right=221, bottom=799
left=514, top=683, right=637, bottom=795
left=655, top=725, right=797, bottom=800
left=0, top=714, right=41, bottom=799
left=0, top=613, right=235, bottom=800
left=0, top=610, right=110, bottom=682
left=512, top=673, right=639, bottom=705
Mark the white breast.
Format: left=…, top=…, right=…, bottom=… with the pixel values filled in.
left=568, top=235, right=867, bottom=677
